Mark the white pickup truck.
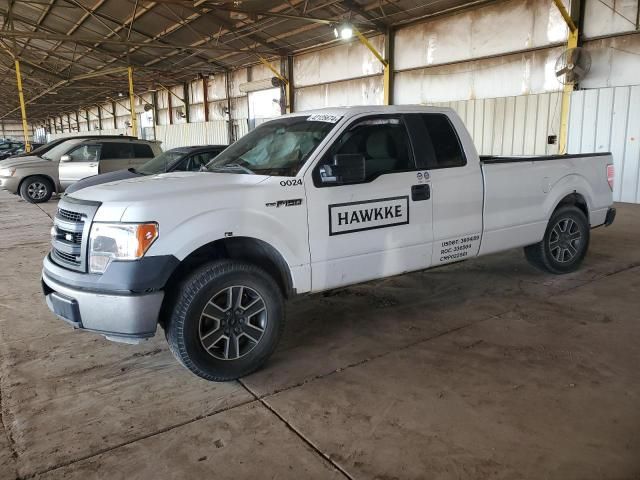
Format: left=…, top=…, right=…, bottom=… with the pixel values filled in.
left=41, top=106, right=616, bottom=381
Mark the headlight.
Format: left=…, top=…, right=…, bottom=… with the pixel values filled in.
left=0, top=168, right=16, bottom=177
left=88, top=222, right=158, bottom=273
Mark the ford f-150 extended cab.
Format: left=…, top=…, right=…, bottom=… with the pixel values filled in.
left=41, top=106, right=616, bottom=381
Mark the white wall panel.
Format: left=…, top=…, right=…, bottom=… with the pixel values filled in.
left=190, top=104, right=205, bottom=123
left=583, top=0, right=639, bottom=37
left=208, top=100, right=228, bottom=120
left=207, top=74, right=227, bottom=100
left=581, top=35, right=640, bottom=89
left=294, top=36, right=384, bottom=87
left=251, top=63, right=277, bottom=81
left=433, top=92, right=562, bottom=156
left=395, top=0, right=566, bottom=71
left=157, top=90, right=169, bottom=109
left=229, top=69, right=248, bottom=97
left=295, top=76, right=383, bottom=111
left=190, top=79, right=204, bottom=104
left=155, top=121, right=229, bottom=150
left=395, top=46, right=564, bottom=103
left=568, top=85, right=640, bottom=203
left=0, top=122, right=33, bottom=140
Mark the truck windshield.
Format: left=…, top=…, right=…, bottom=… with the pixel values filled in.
left=205, top=115, right=337, bottom=176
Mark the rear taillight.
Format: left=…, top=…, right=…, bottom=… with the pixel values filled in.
left=607, top=164, right=614, bottom=191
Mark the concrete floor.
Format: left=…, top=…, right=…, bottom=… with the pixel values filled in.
left=0, top=191, right=638, bottom=480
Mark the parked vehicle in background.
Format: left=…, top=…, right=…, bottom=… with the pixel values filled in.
left=9, top=138, right=80, bottom=159
left=65, top=145, right=227, bottom=194
left=6, top=143, right=44, bottom=158
left=41, top=106, right=616, bottom=381
left=0, top=141, right=26, bottom=160
left=9, top=136, right=136, bottom=160
left=0, top=137, right=161, bottom=203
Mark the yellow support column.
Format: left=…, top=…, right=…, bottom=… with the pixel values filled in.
left=14, top=60, right=31, bottom=152
left=354, top=28, right=390, bottom=105
left=553, top=0, right=579, bottom=154
left=128, top=66, right=138, bottom=138
left=383, top=64, right=391, bottom=106
left=558, top=29, right=578, bottom=154
left=257, top=57, right=291, bottom=114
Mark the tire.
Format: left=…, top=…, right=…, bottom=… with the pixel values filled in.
left=524, top=206, right=590, bottom=274
left=165, top=260, right=285, bottom=381
left=19, top=176, right=53, bottom=203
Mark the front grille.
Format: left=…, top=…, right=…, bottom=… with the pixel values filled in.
left=52, top=249, right=81, bottom=266
left=57, top=208, right=84, bottom=223
left=50, top=200, right=99, bottom=272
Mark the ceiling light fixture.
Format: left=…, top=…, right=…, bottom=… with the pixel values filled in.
left=334, top=22, right=353, bottom=40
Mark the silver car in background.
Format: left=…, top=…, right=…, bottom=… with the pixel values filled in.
left=0, top=136, right=162, bottom=203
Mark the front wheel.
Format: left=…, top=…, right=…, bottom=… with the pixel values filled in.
left=165, top=260, right=285, bottom=381
left=524, top=206, right=590, bottom=274
left=19, top=176, right=53, bottom=203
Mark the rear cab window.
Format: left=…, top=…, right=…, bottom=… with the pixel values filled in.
left=405, top=113, right=466, bottom=169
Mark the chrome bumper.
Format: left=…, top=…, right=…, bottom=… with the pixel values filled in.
left=42, top=270, right=163, bottom=343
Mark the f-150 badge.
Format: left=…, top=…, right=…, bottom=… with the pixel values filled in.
left=329, top=196, right=409, bottom=235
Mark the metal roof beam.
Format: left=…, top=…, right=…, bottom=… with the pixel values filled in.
left=0, top=30, right=277, bottom=54
left=208, top=3, right=377, bottom=31
left=338, top=0, right=388, bottom=30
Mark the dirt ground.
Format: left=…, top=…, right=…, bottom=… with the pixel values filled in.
left=0, top=190, right=638, bottom=480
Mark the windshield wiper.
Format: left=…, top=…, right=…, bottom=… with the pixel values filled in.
left=209, top=163, right=255, bottom=175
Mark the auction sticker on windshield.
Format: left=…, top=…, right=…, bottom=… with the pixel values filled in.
left=307, top=114, right=341, bottom=123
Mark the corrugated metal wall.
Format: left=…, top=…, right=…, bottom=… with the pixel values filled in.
left=568, top=85, right=640, bottom=203
left=433, top=92, right=562, bottom=156
left=155, top=121, right=229, bottom=150
left=0, top=122, right=34, bottom=141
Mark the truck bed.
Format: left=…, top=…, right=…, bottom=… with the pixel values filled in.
left=478, top=151, right=614, bottom=256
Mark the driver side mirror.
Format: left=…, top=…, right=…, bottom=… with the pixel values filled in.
left=60, top=154, right=71, bottom=162
left=321, top=153, right=365, bottom=184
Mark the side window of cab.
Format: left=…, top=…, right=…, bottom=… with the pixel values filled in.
left=314, top=117, right=415, bottom=186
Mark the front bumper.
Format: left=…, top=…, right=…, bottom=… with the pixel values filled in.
left=0, top=175, right=20, bottom=193
left=42, top=270, right=163, bottom=343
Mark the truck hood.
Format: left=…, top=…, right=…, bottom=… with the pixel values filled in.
left=68, top=171, right=269, bottom=203
left=0, top=155, right=53, bottom=169
left=65, top=169, right=140, bottom=195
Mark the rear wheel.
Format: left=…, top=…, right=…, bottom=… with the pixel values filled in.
left=524, top=206, right=590, bottom=274
left=19, top=176, right=53, bottom=203
left=165, top=260, right=285, bottom=381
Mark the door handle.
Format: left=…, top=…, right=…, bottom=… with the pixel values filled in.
left=411, top=184, right=430, bottom=201
left=89, top=163, right=97, bottom=167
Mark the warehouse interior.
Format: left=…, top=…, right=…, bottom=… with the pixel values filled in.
left=0, top=0, right=639, bottom=478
